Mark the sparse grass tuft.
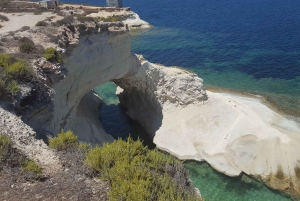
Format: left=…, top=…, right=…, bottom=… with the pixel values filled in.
left=49, top=130, right=78, bottom=151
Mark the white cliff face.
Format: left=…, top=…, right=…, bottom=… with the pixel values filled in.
left=115, top=59, right=207, bottom=137
left=50, top=32, right=140, bottom=145
left=116, top=59, right=300, bottom=197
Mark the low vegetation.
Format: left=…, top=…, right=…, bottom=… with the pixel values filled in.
left=99, top=16, right=122, bottom=22
left=49, top=131, right=201, bottom=201
left=0, top=53, right=33, bottom=97
left=36, top=20, right=48, bottom=26
left=43, top=47, right=63, bottom=63
left=19, top=37, right=35, bottom=54
left=49, top=130, right=78, bottom=151
left=0, top=134, right=42, bottom=181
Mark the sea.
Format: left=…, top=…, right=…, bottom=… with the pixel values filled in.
left=62, top=0, right=300, bottom=200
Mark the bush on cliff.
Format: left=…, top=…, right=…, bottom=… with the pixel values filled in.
left=49, top=130, right=78, bottom=151
left=19, top=37, right=35, bottom=54
left=43, top=47, right=62, bottom=63
left=85, top=137, right=201, bottom=201
left=0, top=53, right=34, bottom=97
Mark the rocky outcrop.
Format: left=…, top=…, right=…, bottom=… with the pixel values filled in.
left=115, top=58, right=207, bottom=137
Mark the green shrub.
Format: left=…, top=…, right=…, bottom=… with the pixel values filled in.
left=19, top=37, right=35, bottom=53
left=0, top=53, right=11, bottom=68
left=7, top=80, right=19, bottom=95
left=49, top=130, right=78, bottom=151
left=20, top=157, right=42, bottom=180
left=43, top=47, right=62, bottom=63
left=35, top=20, right=48, bottom=26
left=0, top=134, right=11, bottom=159
left=6, top=60, right=27, bottom=77
left=85, top=137, right=201, bottom=201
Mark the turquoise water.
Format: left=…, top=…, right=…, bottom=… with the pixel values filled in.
left=64, top=0, right=300, bottom=199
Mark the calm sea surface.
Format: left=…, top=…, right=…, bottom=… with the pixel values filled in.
left=63, top=0, right=300, bottom=200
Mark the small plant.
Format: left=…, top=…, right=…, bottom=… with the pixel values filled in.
left=35, top=21, right=48, bottom=26
left=7, top=80, right=19, bottom=95
left=0, top=53, right=11, bottom=68
left=49, top=130, right=78, bottom=151
left=43, top=47, right=62, bottom=63
left=20, top=157, right=42, bottom=180
left=19, top=37, right=35, bottom=54
left=0, top=14, right=9, bottom=21
left=0, top=134, right=11, bottom=159
left=6, top=60, right=28, bottom=77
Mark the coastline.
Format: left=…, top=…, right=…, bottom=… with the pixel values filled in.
left=205, top=85, right=300, bottom=119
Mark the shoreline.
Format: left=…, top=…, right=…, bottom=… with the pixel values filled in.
left=205, top=85, right=300, bottom=120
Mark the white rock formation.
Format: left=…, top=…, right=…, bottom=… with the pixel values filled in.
left=116, top=59, right=300, bottom=196
left=49, top=32, right=141, bottom=145
left=122, top=13, right=151, bottom=30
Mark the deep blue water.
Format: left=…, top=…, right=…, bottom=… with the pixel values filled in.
left=63, top=0, right=300, bottom=200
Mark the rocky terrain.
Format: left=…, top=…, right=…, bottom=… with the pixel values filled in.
left=0, top=1, right=300, bottom=200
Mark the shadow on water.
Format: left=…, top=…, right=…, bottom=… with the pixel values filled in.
left=99, top=101, right=156, bottom=149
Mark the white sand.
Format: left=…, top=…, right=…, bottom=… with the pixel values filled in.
left=0, top=12, right=63, bottom=34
